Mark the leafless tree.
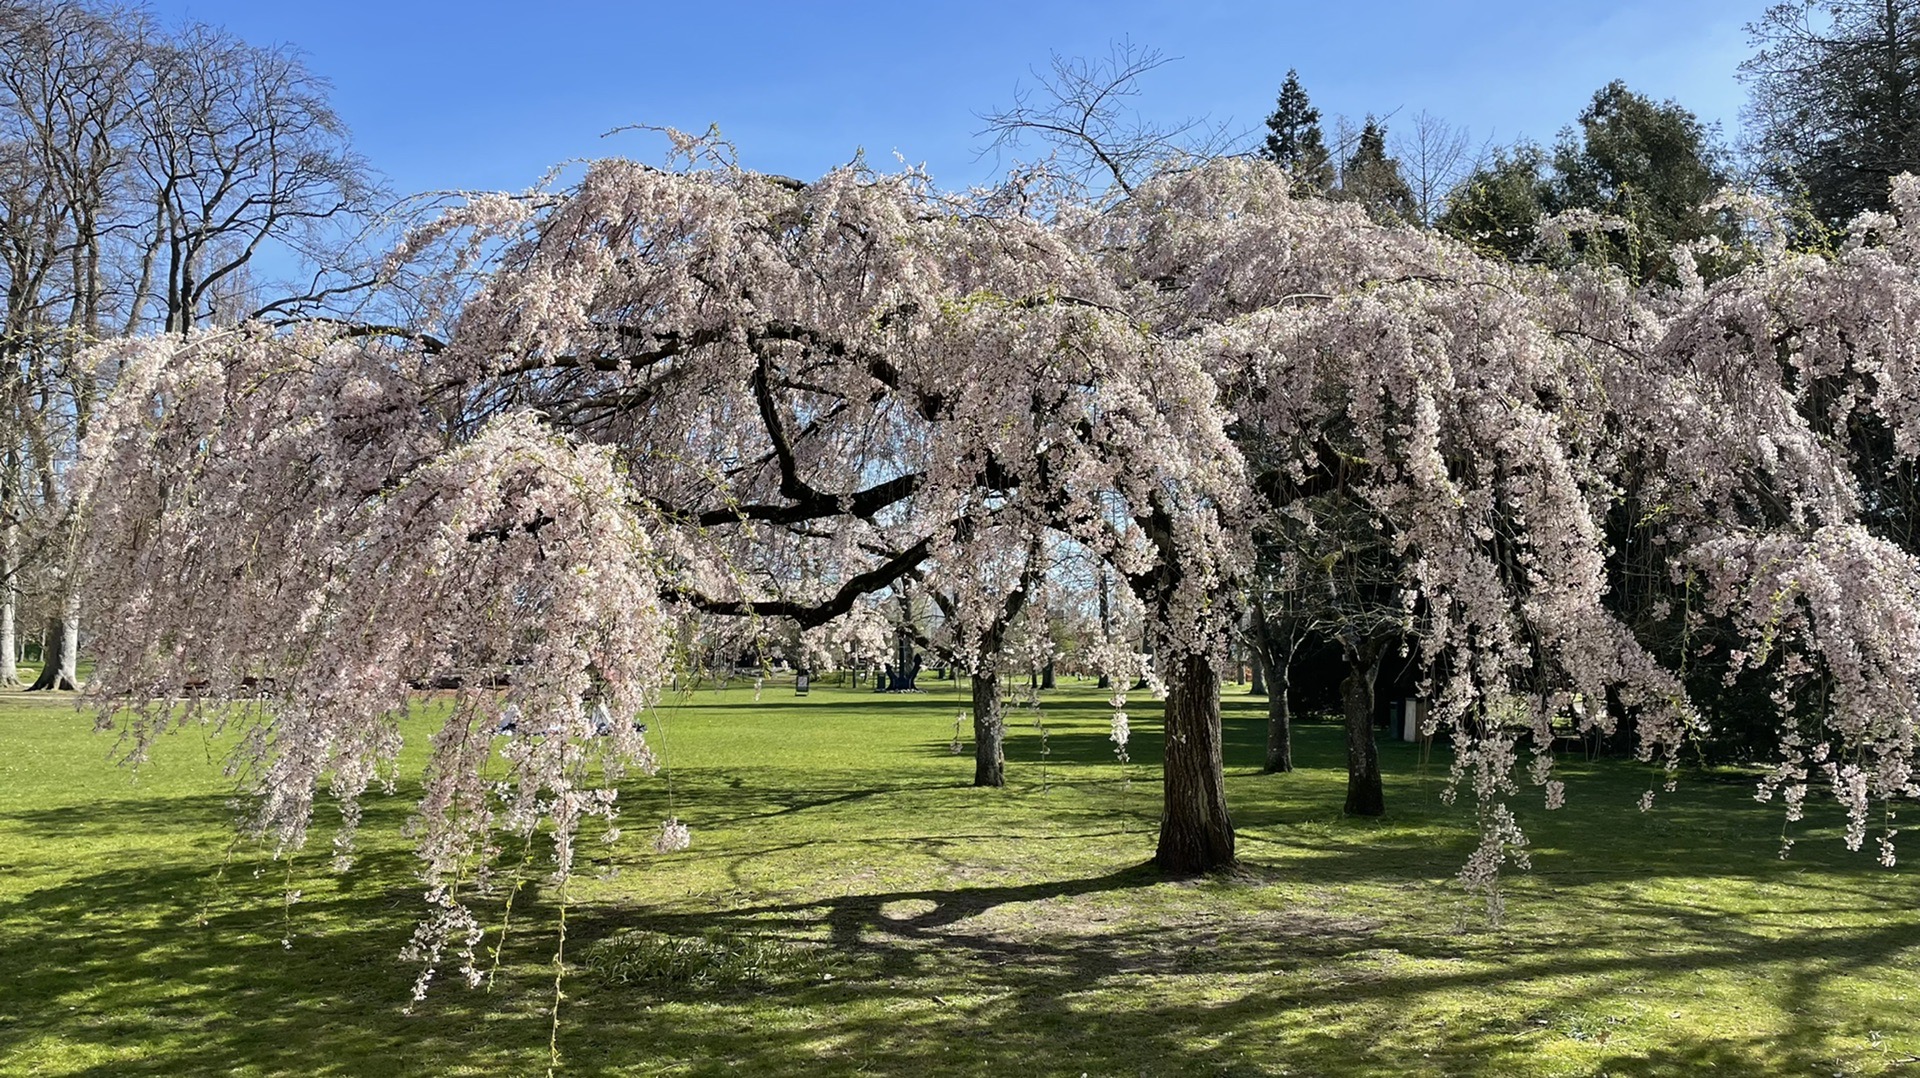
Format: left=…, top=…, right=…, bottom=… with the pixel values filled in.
left=0, top=0, right=381, bottom=688
left=976, top=39, right=1229, bottom=199
left=133, top=23, right=378, bottom=332
left=1393, top=109, right=1475, bottom=227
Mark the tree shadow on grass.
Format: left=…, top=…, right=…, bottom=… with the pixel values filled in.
left=541, top=864, right=1917, bottom=1077
left=5, top=818, right=1917, bottom=1076
left=7, top=707, right=1919, bottom=1076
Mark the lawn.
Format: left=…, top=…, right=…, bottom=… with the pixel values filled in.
left=1, top=676, right=1917, bottom=1076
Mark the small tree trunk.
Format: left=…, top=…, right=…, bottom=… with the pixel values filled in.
left=27, top=601, right=79, bottom=692
left=0, top=451, right=17, bottom=688
left=1342, top=640, right=1386, bottom=816
left=1096, top=568, right=1113, bottom=689
left=1251, top=607, right=1295, bottom=772
left=0, top=585, right=16, bottom=688
left=1264, top=654, right=1294, bottom=774
left=971, top=669, right=1005, bottom=788
left=1041, top=661, right=1055, bottom=690
left=1156, top=648, right=1236, bottom=874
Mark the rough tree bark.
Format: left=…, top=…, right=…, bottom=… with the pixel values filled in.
left=1156, top=647, right=1236, bottom=873
left=26, top=596, right=78, bottom=691
left=1341, top=636, right=1388, bottom=816
left=971, top=667, right=1005, bottom=787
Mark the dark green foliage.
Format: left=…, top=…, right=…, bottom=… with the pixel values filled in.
left=1261, top=69, right=1335, bottom=193
left=1339, top=117, right=1418, bottom=224
left=1437, top=144, right=1554, bottom=260
left=1440, top=83, right=1730, bottom=282
left=1551, top=80, right=1732, bottom=283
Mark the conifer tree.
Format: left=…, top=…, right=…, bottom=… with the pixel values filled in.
left=1262, top=69, right=1334, bottom=193
left=1339, top=117, right=1417, bottom=223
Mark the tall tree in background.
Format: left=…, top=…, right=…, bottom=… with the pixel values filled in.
left=1338, top=117, right=1417, bottom=223
left=1439, top=82, right=1725, bottom=282
left=1743, top=0, right=1920, bottom=232
left=1552, top=80, right=1729, bottom=283
left=0, top=0, right=378, bottom=689
left=1436, top=143, right=1552, bottom=260
left=1261, top=69, right=1334, bottom=193
left=1394, top=109, right=1477, bottom=227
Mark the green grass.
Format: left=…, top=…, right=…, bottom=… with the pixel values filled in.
left=2, top=678, right=1918, bottom=1076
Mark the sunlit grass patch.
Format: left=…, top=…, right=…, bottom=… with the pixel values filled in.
left=3, top=678, right=1918, bottom=1076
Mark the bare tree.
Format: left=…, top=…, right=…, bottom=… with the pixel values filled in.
left=0, top=0, right=380, bottom=689
left=1393, top=109, right=1475, bottom=227
left=132, top=23, right=378, bottom=332
left=977, top=39, right=1227, bottom=199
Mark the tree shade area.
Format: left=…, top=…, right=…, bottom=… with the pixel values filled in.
left=3, top=684, right=1918, bottom=1075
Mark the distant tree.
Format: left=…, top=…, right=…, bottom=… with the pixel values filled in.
left=1437, top=83, right=1728, bottom=282
left=1339, top=117, right=1418, bottom=224
left=0, top=0, right=380, bottom=691
left=1261, top=69, right=1334, bottom=193
left=979, top=38, right=1222, bottom=199
left=1551, top=80, right=1730, bottom=283
left=1394, top=110, right=1477, bottom=227
left=1742, top=0, right=1920, bottom=231
left=1436, top=143, right=1553, bottom=260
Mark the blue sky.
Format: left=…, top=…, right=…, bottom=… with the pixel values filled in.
left=145, top=1, right=1761, bottom=195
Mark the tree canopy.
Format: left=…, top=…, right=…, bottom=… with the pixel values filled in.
left=55, top=144, right=1920, bottom=979
left=1743, top=0, right=1920, bottom=231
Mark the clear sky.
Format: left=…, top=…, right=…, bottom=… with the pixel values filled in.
left=142, top=0, right=1762, bottom=196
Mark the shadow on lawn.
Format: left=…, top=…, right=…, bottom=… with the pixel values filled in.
left=5, top=705, right=1916, bottom=1076
left=6, top=814, right=1915, bottom=1076
left=10, top=859, right=1909, bottom=1076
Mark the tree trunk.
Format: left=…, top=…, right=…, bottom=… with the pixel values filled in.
left=26, top=602, right=78, bottom=692
left=1096, top=569, right=1112, bottom=689
left=971, top=669, right=1005, bottom=788
left=1041, top=661, right=1055, bottom=690
left=1251, top=606, right=1297, bottom=773
left=0, top=586, right=16, bottom=688
left=0, top=448, right=17, bottom=688
left=1264, top=654, right=1294, bottom=774
left=1155, top=648, right=1236, bottom=874
left=1342, top=640, right=1386, bottom=816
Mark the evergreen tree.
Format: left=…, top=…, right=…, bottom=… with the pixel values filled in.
left=1439, top=83, right=1729, bottom=282
left=1261, top=69, right=1334, bottom=193
left=1552, top=81, right=1729, bottom=283
left=1338, top=117, right=1417, bottom=223
left=1437, top=144, right=1554, bottom=261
